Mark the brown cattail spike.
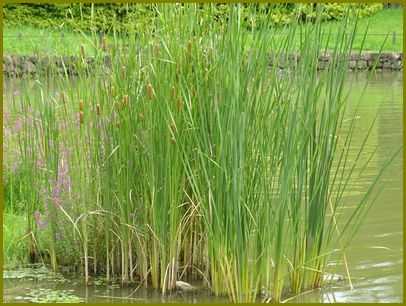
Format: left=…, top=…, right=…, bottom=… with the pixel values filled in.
left=122, top=95, right=129, bottom=108
left=80, top=44, right=85, bottom=59
left=79, top=111, right=84, bottom=125
left=146, top=83, right=155, bottom=100
left=96, top=104, right=101, bottom=116
left=153, top=44, right=160, bottom=56
left=79, top=100, right=84, bottom=111
left=177, top=97, right=184, bottom=112
left=175, top=64, right=181, bottom=82
left=187, top=40, right=193, bottom=55
left=61, top=92, right=66, bottom=104
left=101, top=35, right=108, bottom=51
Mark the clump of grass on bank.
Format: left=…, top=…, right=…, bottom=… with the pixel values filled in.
left=3, top=4, right=399, bottom=303
left=3, top=213, right=29, bottom=267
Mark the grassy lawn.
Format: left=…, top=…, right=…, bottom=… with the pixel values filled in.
left=3, top=8, right=403, bottom=56
left=3, top=26, right=100, bottom=56
left=267, top=8, right=403, bottom=52
left=321, top=8, right=403, bottom=52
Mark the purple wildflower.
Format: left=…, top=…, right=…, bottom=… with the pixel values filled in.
left=49, top=147, right=71, bottom=208
left=34, top=211, right=48, bottom=229
left=40, top=187, right=49, bottom=212
left=3, top=111, right=10, bottom=123
left=11, top=160, right=20, bottom=174
left=36, top=157, right=45, bottom=169
left=13, top=117, right=23, bottom=133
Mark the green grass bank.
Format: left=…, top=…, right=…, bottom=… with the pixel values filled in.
left=3, top=8, right=403, bottom=56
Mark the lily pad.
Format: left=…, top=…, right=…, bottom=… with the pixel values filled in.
left=3, top=266, right=67, bottom=283
left=24, top=288, right=84, bottom=303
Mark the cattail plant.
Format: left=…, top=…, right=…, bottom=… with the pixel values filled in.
left=146, top=83, right=155, bottom=100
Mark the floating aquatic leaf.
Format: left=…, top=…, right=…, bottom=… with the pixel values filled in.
left=23, top=288, right=84, bottom=303
left=3, top=266, right=67, bottom=283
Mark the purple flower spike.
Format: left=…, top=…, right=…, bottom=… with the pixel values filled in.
left=34, top=211, right=48, bottom=229
left=13, top=118, right=23, bottom=133
left=49, top=146, right=72, bottom=208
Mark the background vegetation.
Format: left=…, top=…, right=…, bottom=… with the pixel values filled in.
left=4, top=4, right=402, bottom=55
left=4, top=3, right=384, bottom=32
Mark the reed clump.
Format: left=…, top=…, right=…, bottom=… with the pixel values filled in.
left=5, top=4, right=394, bottom=303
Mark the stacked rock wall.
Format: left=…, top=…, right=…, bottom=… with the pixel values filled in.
left=3, top=52, right=403, bottom=77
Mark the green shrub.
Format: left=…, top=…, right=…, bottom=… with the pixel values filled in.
left=4, top=3, right=384, bottom=33
left=4, top=3, right=158, bottom=33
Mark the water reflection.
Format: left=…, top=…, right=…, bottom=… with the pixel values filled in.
left=317, top=71, right=403, bottom=303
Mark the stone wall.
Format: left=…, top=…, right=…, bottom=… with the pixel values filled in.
left=3, top=55, right=111, bottom=77
left=3, top=52, right=403, bottom=77
left=269, top=52, right=403, bottom=71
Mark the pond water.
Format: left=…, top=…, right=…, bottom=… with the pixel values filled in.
left=3, top=71, right=403, bottom=303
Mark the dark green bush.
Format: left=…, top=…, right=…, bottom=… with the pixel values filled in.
left=4, top=3, right=384, bottom=33
left=4, top=3, right=157, bottom=33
